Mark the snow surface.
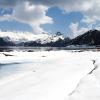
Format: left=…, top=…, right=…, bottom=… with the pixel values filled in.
left=0, top=50, right=100, bottom=100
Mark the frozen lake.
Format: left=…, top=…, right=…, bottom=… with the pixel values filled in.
left=0, top=50, right=100, bottom=100
left=0, top=46, right=99, bottom=52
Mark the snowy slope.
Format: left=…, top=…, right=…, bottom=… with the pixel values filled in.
left=0, top=31, right=64, bottom=44
left=0, top=51, right=100, bottom=100
left=68, top=53, right=100, bottom=100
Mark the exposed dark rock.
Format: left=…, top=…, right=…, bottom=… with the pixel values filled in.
left=3, top=53, right=14, bottom=56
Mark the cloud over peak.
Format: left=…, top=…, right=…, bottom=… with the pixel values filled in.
left=0, top=0, right=100, bottom=36
left=0, top=1, right=53, bottom=34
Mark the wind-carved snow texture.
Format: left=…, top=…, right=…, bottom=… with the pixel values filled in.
left=88, top=60, right=98, bottom=74
left=68, top=59, right=100, bottom=100
left=68, top=60, right=96, bottom=96
left=1, top=51, right=100, bottom=100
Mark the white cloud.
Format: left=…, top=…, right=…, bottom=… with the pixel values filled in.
left=0, top=0, right=100, bottom=23
left=12, top=2, right=53, bottom=34
left=0, top=0, right=100, bottom=35
left=28, top=0, right=100, bottom=28
left=0, top=1, right=53, bottom=34
left=0, top=30, right=49, bottom=42
left=80, top=0, right=100, bottom=23
left=0, top=30, right=34, bottom=41
left=69, top=23, right=88, bottom=38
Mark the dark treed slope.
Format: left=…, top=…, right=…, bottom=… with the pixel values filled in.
left=70, top=30, right=100, bottom=45
left=0, top=37, right=15, bottom=46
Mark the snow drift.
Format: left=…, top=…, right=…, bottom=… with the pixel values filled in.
left=0, top=50, right=100, bottom=100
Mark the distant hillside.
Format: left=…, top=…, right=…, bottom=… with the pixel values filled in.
left=1, top=30, right=100, bottom=47
left=0, top=37, right=15, bottom=46
left=18, top=37, right=70, bottom=47
left=70, top=30, right=100, bottom=46
left=0, top=31, right=70, bottom=47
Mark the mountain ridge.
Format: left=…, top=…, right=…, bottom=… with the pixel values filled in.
left=0, top=30, right=100, bottom=47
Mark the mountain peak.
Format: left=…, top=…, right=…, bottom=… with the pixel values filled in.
left=71, top=29, right=100, bottom=45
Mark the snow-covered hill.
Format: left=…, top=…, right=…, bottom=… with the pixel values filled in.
left=0, top=31, right=64, bottom=45
left=70, top=30, right=100, bottom=45
left=1, top=29, right=100, bottom=47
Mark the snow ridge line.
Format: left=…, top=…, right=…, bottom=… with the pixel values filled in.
left=88, top=60, right=98, bottom=74
left=68, top=59, right=98, bottom=96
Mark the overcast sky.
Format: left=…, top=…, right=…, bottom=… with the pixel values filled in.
left=0, top=0, right=100, bottom=37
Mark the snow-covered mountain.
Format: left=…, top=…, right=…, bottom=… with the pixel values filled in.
left=2, top=29, right=100, bottom=47
left=70, top=30, right=100, bottom=45
left=0, top=31, right=64, bottom=46
left=26, top=33, right=64, bottom=44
